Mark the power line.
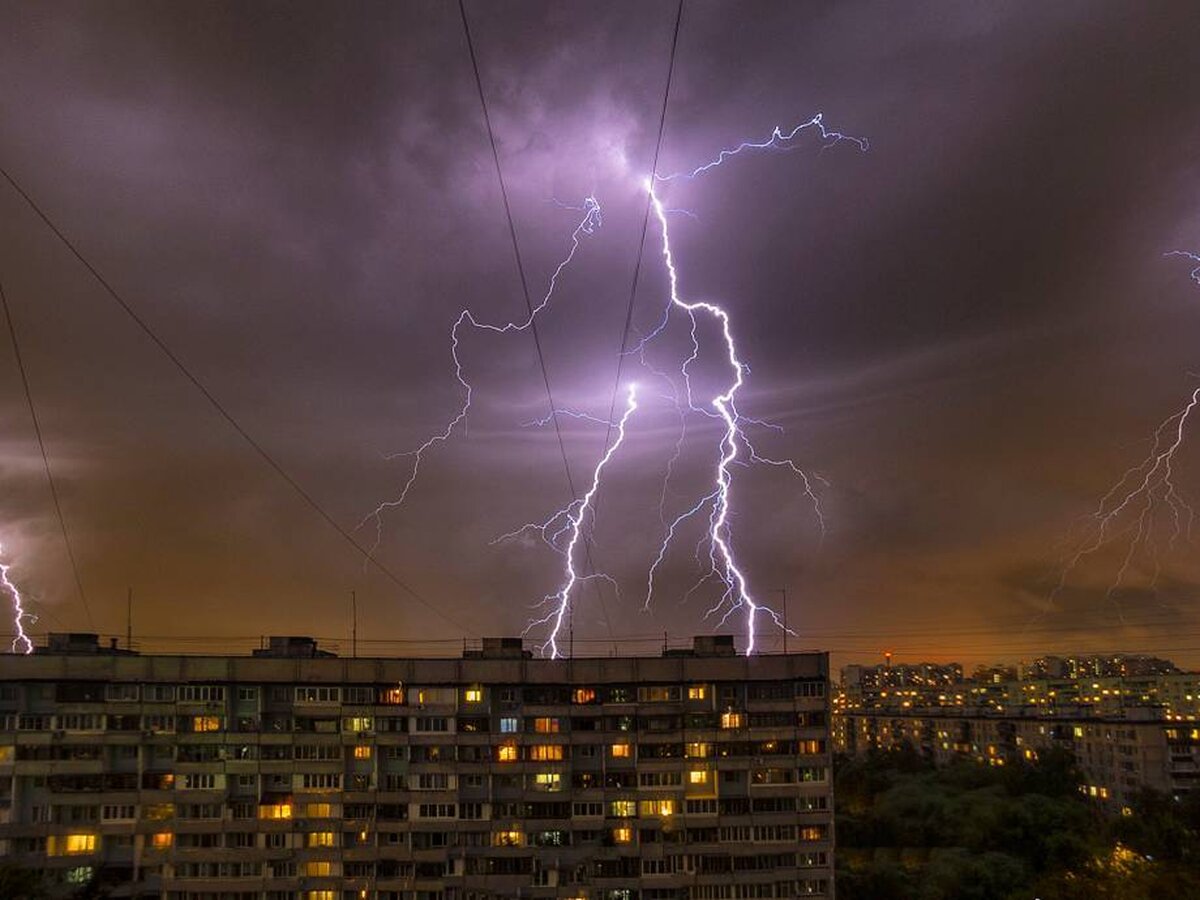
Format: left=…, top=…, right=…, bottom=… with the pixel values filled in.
left=0, top=272, right=94, bottom=629
left=457, top=0, right=614, bottom=645
left=600, top=0, right=684, bottom=456
left=0, top=166, right=474, bottom=636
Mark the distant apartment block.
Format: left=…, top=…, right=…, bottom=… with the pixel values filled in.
left=837, top=707, right=1200, bottom=810
left=0, top=634, right=833, bottom=899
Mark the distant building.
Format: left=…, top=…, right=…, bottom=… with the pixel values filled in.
left=0, top=634, right=833, bottom=899
left=1024, top=655, right=1178, bottom=680
left=838, top=706, right=1199, bottom=810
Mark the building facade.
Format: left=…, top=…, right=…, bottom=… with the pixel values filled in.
left=838, top=707, right=1200, bottom=810
left=0, top=635, right=833, bottom=900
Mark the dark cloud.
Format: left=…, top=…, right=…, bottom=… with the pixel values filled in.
left=0, top=1, right=1199, bottom=667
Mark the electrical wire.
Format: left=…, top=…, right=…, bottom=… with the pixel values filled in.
left=0, top=271, right=94, bottom=629
left=0, top=166, right=473, bottom=636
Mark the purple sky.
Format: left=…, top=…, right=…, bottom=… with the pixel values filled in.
left=2, top=1, right=1200, bottom=668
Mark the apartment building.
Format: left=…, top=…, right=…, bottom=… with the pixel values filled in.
left=838, top=707, right=1200, bottom=810
left=0, top=634, right=833, bottom=900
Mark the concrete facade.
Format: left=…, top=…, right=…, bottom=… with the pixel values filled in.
left=0, top=636, right=833, bottom=899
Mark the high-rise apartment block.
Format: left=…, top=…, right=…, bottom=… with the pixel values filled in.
left=0, top=634, right=833, bottom=899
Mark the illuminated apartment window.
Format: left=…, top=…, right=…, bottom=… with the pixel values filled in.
left=688, top=685, right=708, bottom=700
left=639, top=799, right=677, bottom=817
left=345, top=717, right=373, bottom=733
left=353, top=746, right=372, bottom=760
left=258, top=803, right=293, bottom=820
left=500, top=716, right=519, bottom=733
left=534, top=717, right=560, bottom=734
left=306, top=803, right=333, bottom=818
left=688, top=768, right=711, bottom=785
left=533, top=772, right=562, bottom=791
left=497, top=743, right=519, bottom=763
left=611, top=825, right=633, bottom=844
left=686, top=742, right=711, bottom=758
left=572, top=687, right=596, bottom=704
left=609, top=800, right=636, bottom=817
left=379, top=686, right=405, bottom=705
left=464, top=687, right=483, bottom=703
left=150, top=833, right=173, bottom=850
left=720, top=711, right=745, bottom=729
left=307, top=832, right=336, bottom=848
left=610, top=743, right=632, bottom=759
left=49, top=834, right=97, bottom=856
left=306, top=893, right=337, bottom=900
left=492, top=830, right=524, bottom=847
left=143, top=803, right=174, bottom=820
left=529, top=744, right=564, bottom=761
left=192, top=716, right=222, bottom=733
left=303, top=861, right=333, bottom=877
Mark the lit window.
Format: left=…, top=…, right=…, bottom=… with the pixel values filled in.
left=529, top=744, right=564, bottom=761
left=720, top=711, right=745, bottom=729
left=609, top=800, right=636, bottom=817
left=50, top=834, right=97, bottom=856
left=150, top=833, right=173, bottom=850
left=258, top=803, right=293, bottom=820
left=686, top=742, right=711, bottom=758
left=192, top=716, right=221, bottom=733
left=611, top=825, right=633, bottom=844
left=492, top=830, right=524, bottom=847
left=533, top=772, right=562, bottom=791
left=379, top=686, right=404, bottom=705
left=611, top=743, right=632, bottom=759
left=353, top=746, right=372, bottom=760
left=306, top=893, right=337, bottom=900
left=688, top=769, right=710, bottom=785
left=307, top=832, right=336, bottom=848
left=303, top=861, right=333, bottom=877
left=306, top=803, right=332, bottom=818
left=534, top=717, right=560, bottom=733
left=688, top=685, right=708, bottom=700
left=345, top=717, right=373, bottom=733
left=497, top=743, right=519, bottom=762
left=464, top=687, right=483, bottom=703
left=500, top=717, right=519, bottom=733
left=573, top=687, right=596, bottom=704
left=639, top=799, right=677, bottom=817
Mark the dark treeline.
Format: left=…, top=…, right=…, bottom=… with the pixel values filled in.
left=836, top=745, right=1200, bottom=899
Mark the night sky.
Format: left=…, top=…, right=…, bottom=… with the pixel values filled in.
left=2, top=1, right=1200, bottom=668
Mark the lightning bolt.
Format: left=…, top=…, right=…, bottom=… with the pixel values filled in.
left=1165, top=250, right=1200, bottom=285
left=637, top=184, right=793, bottom=654
left=653, top=113, right=868, bottom=183
left=362, top=196, right=602, bottom=550
left=372, top=115, right=863, bottom=657
left=1048, top=251, right=1200, bottom=612
left=523, top=383, right=639, bottom=658
left=0, top=545, right=34, bottom=655
left=1051, top=386, right=1200, bottom=613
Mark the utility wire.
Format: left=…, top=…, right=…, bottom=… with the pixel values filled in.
left=0, top=166, right=474, bottom=636
left=458, top=0, right=614, bottom=645
left=600, top=0, right=684, bottom=456
left=0, top=272, right=94, bottom=629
